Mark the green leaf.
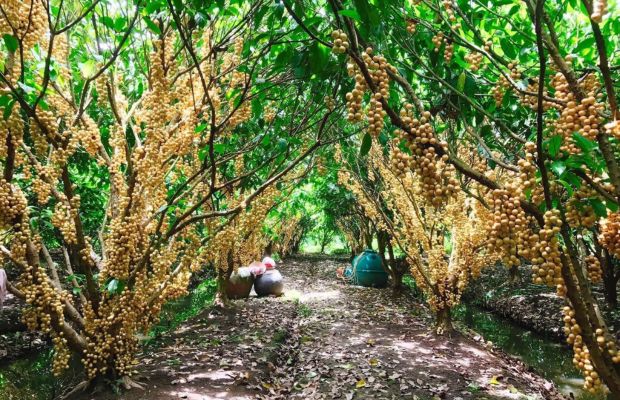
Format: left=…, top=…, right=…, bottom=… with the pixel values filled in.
left=360, top=133, right=372, bottom=156
left=2, top=34, right=18, bottom=53
left=107, top=278, right=119, bottom=293
left=100, top=16, right=115, bottom=29
left=572, top=132, right=596, bottom=152
left=309, top=42, right=330, bottom=74
left=589, top=198, right=608, bottom=218
left=563, top=171, right=581, bottom=188
left=214, top=143, right=226, bottom=154
left=556, top=179, right=574, bottom=197
left=195, top=123, right=207, bottom=133
left=339, top=9, right=361, bottom=21
left=457, top=71, right=466, bottom=92
left=145, top=1, right=161, bottom=14
left=547, top=135, right=562, bottom=158
left=114, top=17, right=127, bottom=32
left=550, top=160, right=566, bottom=177
left=500, top=37, right=517, bottom=59
left=0, top=95, right=10, bottom=108
left=144, top=16, right=162, bottom=35
left=18, top=82, right=35, bottom=94
left=79, top=60, right=97, bottom=78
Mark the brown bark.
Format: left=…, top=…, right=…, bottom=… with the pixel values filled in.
left=214, top=250, right=235, bottom=308
left=435, top=307, right=453, bottom=335
left=601, top=250, right=618, bottom=309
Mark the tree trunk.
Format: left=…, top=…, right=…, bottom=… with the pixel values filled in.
left=601, top=250, right=618, bottom=309
left=386, top=240, right=405, bottom=293
left=364, top=231, right=373, bottom=249
left=214, top=251, right=234, bottom=308
left=264, top=241, right=274, bottom=257
left=377, top=231, right=387, bottom=266
left=435, top=307, right=453, bottom=335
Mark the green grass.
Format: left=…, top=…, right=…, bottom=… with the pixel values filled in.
left=298, top=303, right=312, bottom=318
left=148, top=279, right=217, bottom=339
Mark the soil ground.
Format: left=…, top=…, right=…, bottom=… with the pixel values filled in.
left=79, top=257, right=566, bottom=400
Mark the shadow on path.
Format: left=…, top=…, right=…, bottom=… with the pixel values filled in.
left=91, top=256, right=567, bottom=400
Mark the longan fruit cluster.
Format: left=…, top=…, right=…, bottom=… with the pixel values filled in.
left=29, top=118, right=49, bottom=157
left=406, top=19, right=416, bottom=34
left=493, top=63, right=520, bottom=107
left=95, top=75, right=109, bottom=106
left=395, top=105, right=458, bottom=205
left=591, top=0, right=608, bottom=23
left=144, top=40, right=172, bottom=133
left=493, top=77, right=506, bottom=106
left=0, top=107, right=24, bottom=161
left=264, top=104, right=276, bottom=123
left=551, top=73, right=603, bottom=153
left=520, top=79, right=553, bottom=111
left=600, top=212, right=620, bottom=258
left=345, top=61, right=366, bottom=122
left=82, top=290, right=144, bottom=379
left=507, top=62, right=521, bottom=81
left=390, top=131, right=413, bottom=175
left=52, top=334, right=71, bottom=376
left=0, top=0, right=46, bottom=54
left=432, top=32, right=444, bottom=52
left=316, top=159, right=327, bottom=175
left=0, top=178, right=28, bottom=228
left=585, top=255, right=603, bottom=283
left=76, top=116, right=102, bottom=157
left=227, top=100, right=252, bottom=130
left=562, top=307, right=603, bottom=393
left=52, top=201, right=78, bottom=244
left=36, top=108, right=60, bottom=139
left=441, top=0, right=461, bottom=30
left=331, top=30, right=349, bottom=54
left=229, top=38, right=246, bottom=87
left=362, top=48, right=390, bottom=136
left=102, top=214, right=144, bottom=281
left=444, top=41, right=454, bottom=63
left=531, top=210, right=565, bottom=295
left=21, top=266, right=66, bottom=339
left=465, top=52, right=483, bottom=72
left=604, top=119, right=620, bottom=140
left=325, top=96, right=335, bottom=111
left=566, top=186, right=597, bottom=228
left=486, top=187, right=529, bottom=267
left=234, top=154, right=244, bottom=176
left=368, top=94, right=386, bottom=137
left=413, top=144, right=458, bottom=207
left=594, top=327, right=620, bottom=365
left=516, top=142, right=543, bottom=203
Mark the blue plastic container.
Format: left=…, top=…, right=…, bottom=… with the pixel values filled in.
left=350, top=249, right=388, bottom=288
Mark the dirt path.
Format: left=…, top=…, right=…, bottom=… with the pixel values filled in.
left=90, top=256, right=567, bottom=400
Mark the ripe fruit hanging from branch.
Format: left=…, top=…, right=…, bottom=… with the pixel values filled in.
left=331, top=29, right=349, bottom=54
